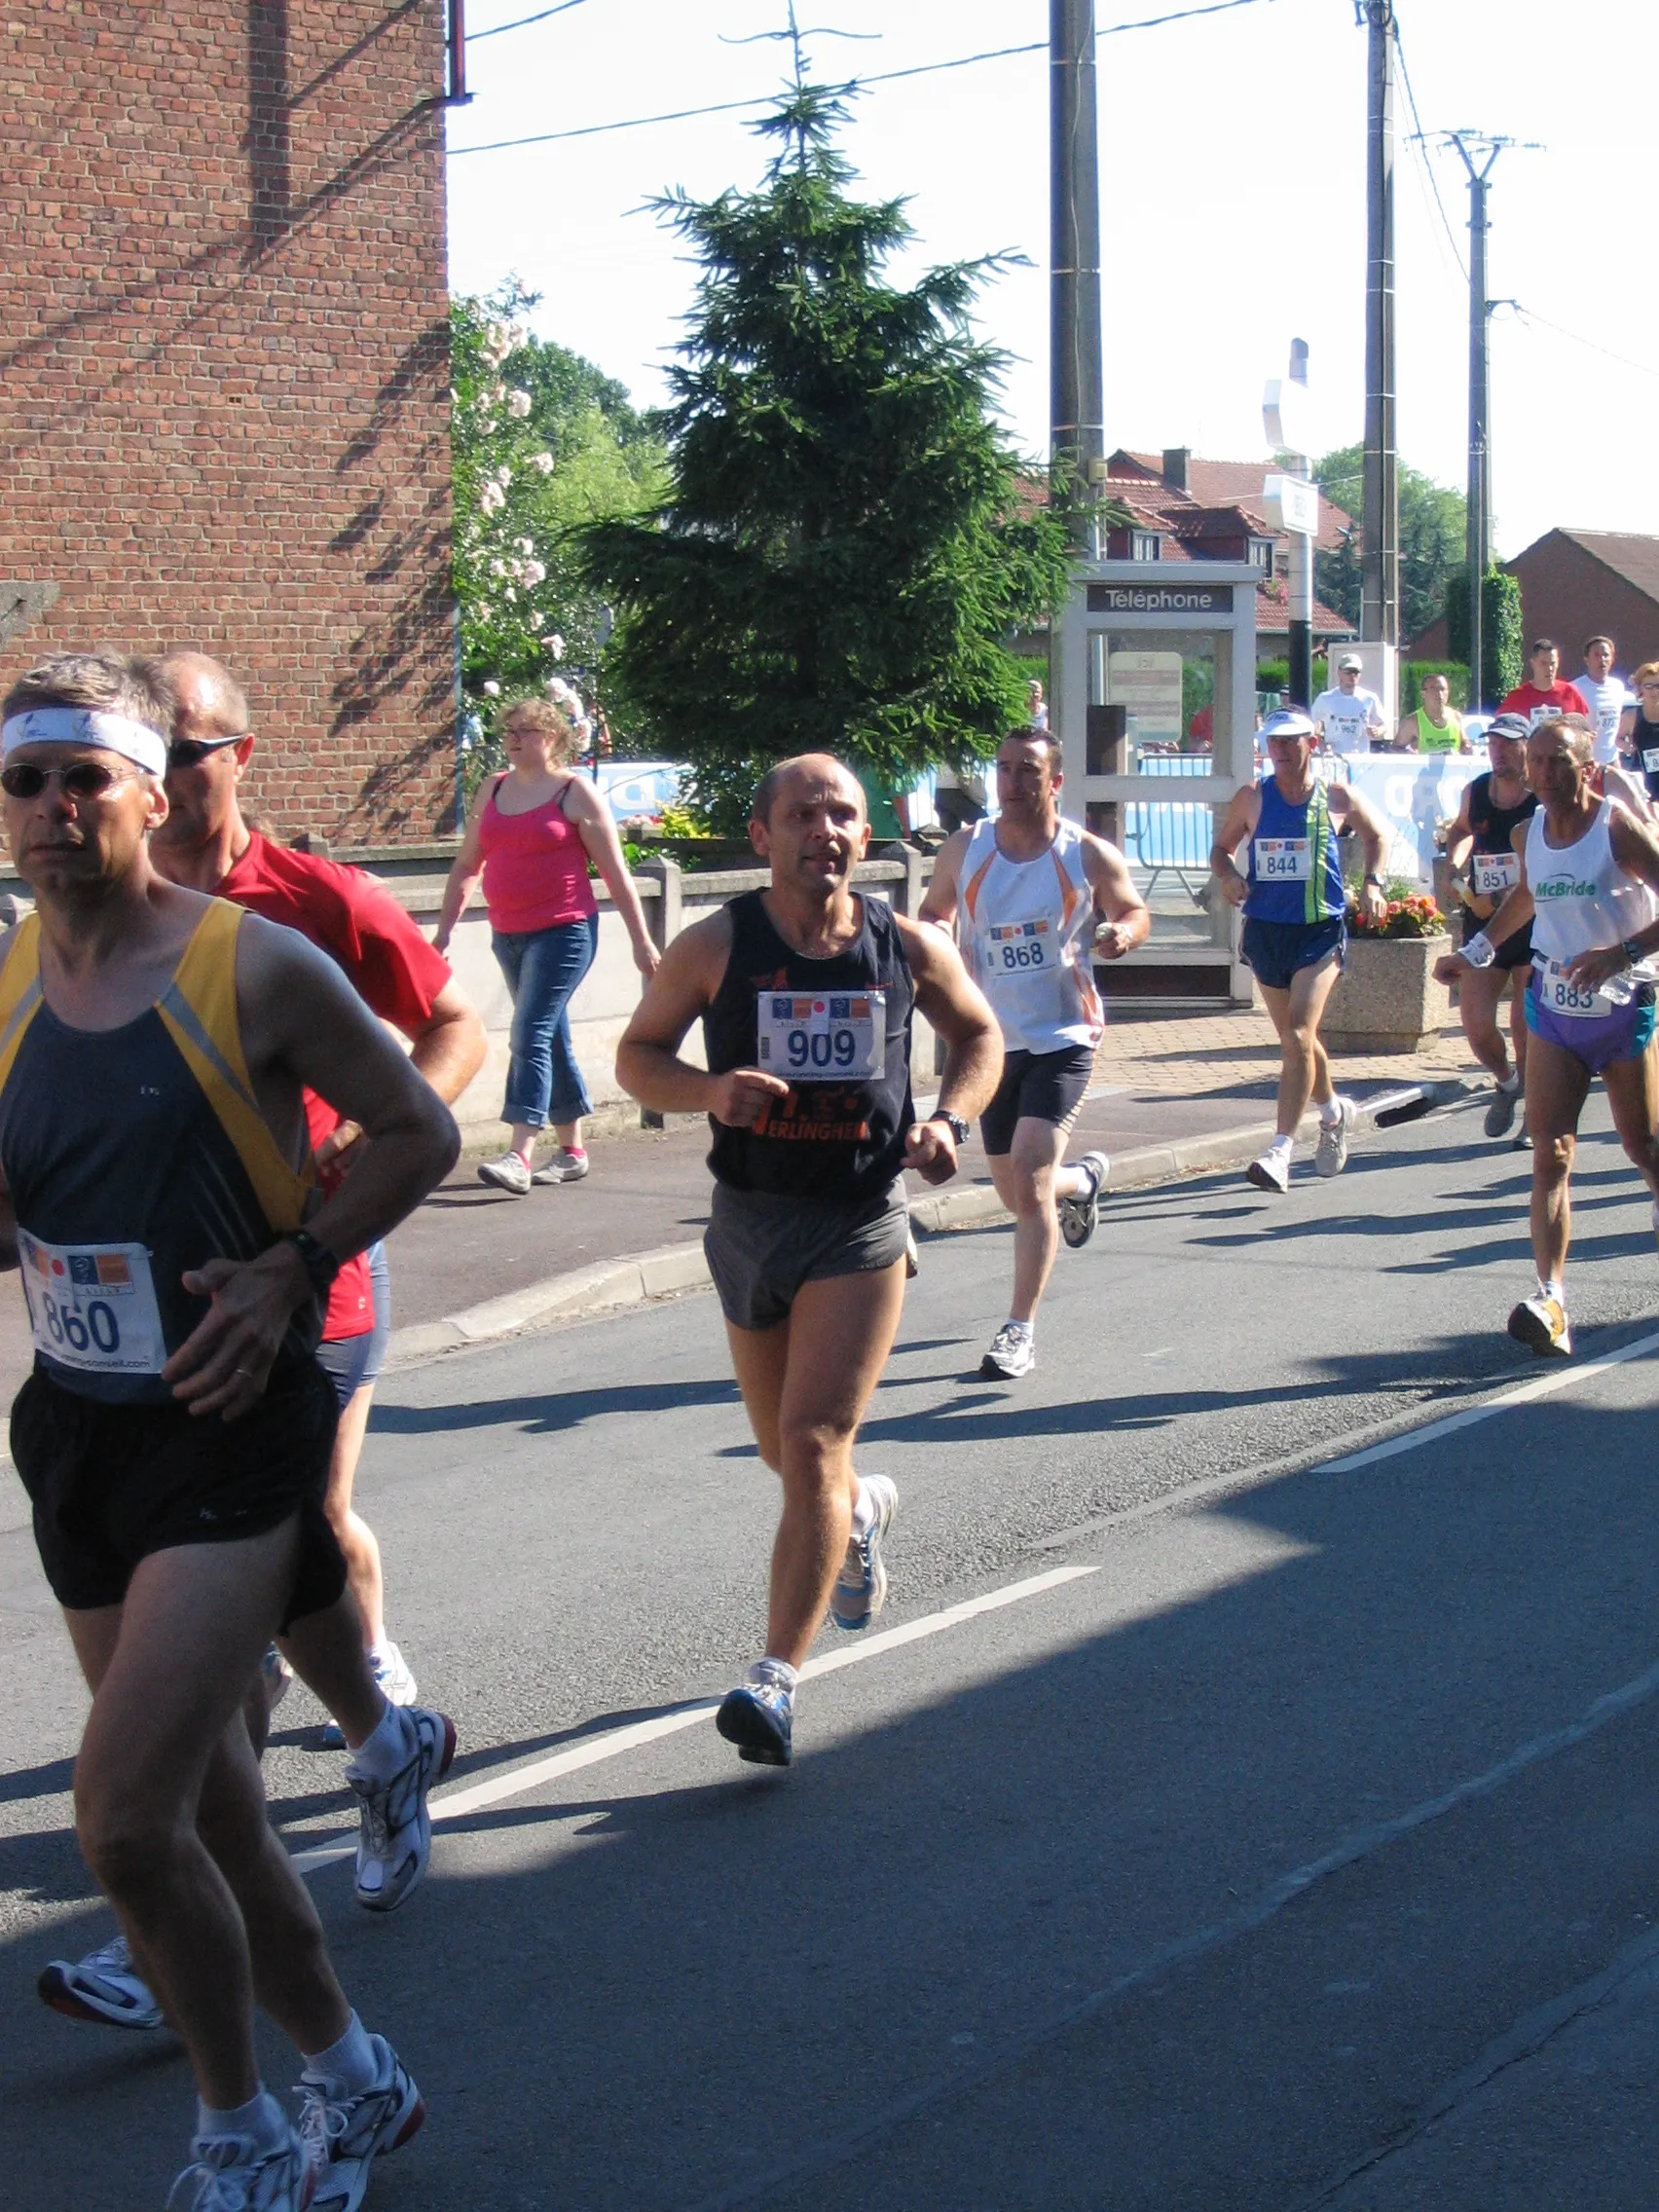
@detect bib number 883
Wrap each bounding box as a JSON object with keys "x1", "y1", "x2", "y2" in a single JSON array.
[{"x1": 42, "y1": 1294, "x2": 120, "y2": 1355}]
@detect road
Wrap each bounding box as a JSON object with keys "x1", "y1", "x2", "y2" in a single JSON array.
[{"x1": 6, "y1": 1091, "x2": 1659, "y2": 2207}]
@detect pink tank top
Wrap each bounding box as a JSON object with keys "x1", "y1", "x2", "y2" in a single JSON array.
[{"x1": 478, "y1": 775, "x2": 599, "y2": 935}]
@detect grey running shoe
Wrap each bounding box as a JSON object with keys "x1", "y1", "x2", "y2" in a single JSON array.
[
  {"x1": 298, "y1": 2036, "x2": 424, "y2": 2211},
  {"x1": 1246, "y1": 1148, "x2": 1291, "y2": 1194},
  {"x1": 531, "y1": 1149, "x2": 589, "y2": 1184},
  {"x1": 166, "y1": 2126, "x2": 311, "y2": 2210},
  {"x1": 347, "y1": 1706, "x2": 457, "y2": 1913},
  {"x1": 716, "y1": 1678, "x2": 793, "y2": 1766},
  {"x1": 1314, "y1": 1097, "x2": 1354, "y2": 1178},
  {"x1": 38, "y1": 1932, "x2": 164, "y2": 2032},
  {"x1": 1484, "y1": 1081, "x2": 1521, "y2": 1139},
  {"x1": 979, "y1": 1323, "x2": 1035, "y2": 1380},
  {"x1": 477, "y1": 1151, "x2": 532, "y2": 1195},
  {"x1": 1057, "y1": 1151, "x2": 1109, "y2": 1249},
  {"x1": 830, "y1": 1474, "x2": 898, "y2": 1631},
  {"x1": 262, "y1": 1645, "x2": 293, "y2": 1714},
  {"x1": 1507, "y1": 1293, "x2": 1571, "y2": 1358}
]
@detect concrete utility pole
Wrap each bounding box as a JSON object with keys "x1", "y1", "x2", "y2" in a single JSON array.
[
  {"x1": 1359, "y1": 2, "x2": 1398, "y2": 649},
  {"x1": 1447, "y1": 133, "x2": 1508, "y2": 711},
  {"x1": 1051, "y1": 0, "x2": 1104, "y2": 554}
]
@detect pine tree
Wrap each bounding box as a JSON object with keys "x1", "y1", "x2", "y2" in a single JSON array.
[{"x1": 574, "y1": 69, "x2": 1073, "y2": 832}]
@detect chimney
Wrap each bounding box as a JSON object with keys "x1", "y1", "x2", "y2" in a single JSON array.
[{"x1": 1161, "y1": 446, "x2": 1191, "y2": 493}]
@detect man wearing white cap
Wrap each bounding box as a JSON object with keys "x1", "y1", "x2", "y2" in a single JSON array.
[
  {"x1": 1211, "y1": 708, "x2": 1389, "y2": 1191},
  {"x1": 1309, "y1": 654, "x2": 1386, "y2": 757},
  {"x1": 0, "y1": 651, "x2": 457, "y2": 2206}
]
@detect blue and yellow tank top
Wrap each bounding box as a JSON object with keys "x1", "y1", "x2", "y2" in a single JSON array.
[
  {"x1": 0, "y1": 899, "x2": 318, "y2": 1402},
  {"x1": 1244, "y1": 775, "x2": 1346, "y2": 924}
]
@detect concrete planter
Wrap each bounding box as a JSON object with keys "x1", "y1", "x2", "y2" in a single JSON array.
[{"x1": 1321, "y1": 931, "x2": 1453, "y2": 1054}]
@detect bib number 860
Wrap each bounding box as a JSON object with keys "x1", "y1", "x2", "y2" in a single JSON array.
[
  {"x1": 785, "y1": 1027, "x2": 858, "y2": 1071},
  {"x1": 41, "y1": 1294, "x2": 120, "y2": 1354}
]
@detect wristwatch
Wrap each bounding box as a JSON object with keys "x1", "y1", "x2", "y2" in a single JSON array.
[
  {"x1": 1363, "y1": 870, "x2": 1385, "y2": 887},
  {"x1": 281, "y1": 1228, "x2": 342, "y2": 1294},
  {"x1": 1623, "y1": 938, "x2": 1646, "y2": 967},
  {"x1": 928, "y1": 1110, "x2": 971, "y2": 1146}
]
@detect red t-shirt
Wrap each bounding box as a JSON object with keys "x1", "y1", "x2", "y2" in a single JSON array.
[
  {"x1": 1500, "y1": 680, "x2": 1590, "y2": 727},
  {"x1": 219, "y1": 833, "x2": 454, "y2": 1340}
]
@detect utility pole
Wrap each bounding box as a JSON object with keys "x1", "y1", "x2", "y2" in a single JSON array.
[
  {"x1": 1446, "y1": 132, "x2": 1508, "y2": 711},
  {"x1": 1359, "y1": 2, "x2": 1398, "y2": 651},
  {"x1": 1051, "y1": 0, "x2": 1104, "y2": 554}
]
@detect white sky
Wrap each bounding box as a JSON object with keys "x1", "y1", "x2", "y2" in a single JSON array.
[{"x1": 446, "y1": 0, "x2": 1659, "y2": 561}]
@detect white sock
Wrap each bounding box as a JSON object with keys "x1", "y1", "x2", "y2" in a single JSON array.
[
  {"x1": 344, "y1": 1697, "x2": 406, "y2": 1782},
  {"x1": 1002, "y1": 1317, "x2": 1034, "y2": 1342},
  {"x1": 1268, "y1": 1134, "x2": 1294, "y2": 1162},
  {"x1": 1496, "y1": 1070, "x2": 1521, "y2": 1093},
  {"x1": 1317, "y1": 1096, "x2": 1344, "y2": 1127},
  {"x1": 1538, "y1": 1277, "x2": 1564, "y2": 1305},
  {"x1": 850, "y1": 1479, "x2": 876, "y2": 1538},
  {"x1": 749, "y1": 1656, "x2": 798, "y2": 1698},
  {"x1": 302, "y1": 2009, "x2": 381, "y2": 2098},
  {"x1": 198, "y1": 2086, "x2": 287, "y2": 2152}
]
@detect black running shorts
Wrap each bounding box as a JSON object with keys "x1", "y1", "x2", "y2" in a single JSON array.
[
  {"x1": 12, "y1": 1355, "x2": 345, "y2": 1624},
  {"x1": 704, "y1": 1180, "x2": 911, "y2": 1333},
  {"x1": 978, "y1": 1044, "x2": 1095, "y2": 1158}
]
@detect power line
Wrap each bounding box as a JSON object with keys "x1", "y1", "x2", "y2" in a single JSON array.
[
  {"x1": 470, "y1": 0, "x2": 588, "y2": 41},
  {"x1": 1510, "y1": 303, "x2": 1659, "y2": 385},
  {"x1": 1392, "y1": 15, "x2": 1465, "y2": 280},
  {"x1": 448, "y1": 0, "x2": 1276, "y2": 159}
]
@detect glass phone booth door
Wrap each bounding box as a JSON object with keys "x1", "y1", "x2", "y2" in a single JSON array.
[{"x1": 1053, "y1": 562, "x2": 1258, "y2": 1006}]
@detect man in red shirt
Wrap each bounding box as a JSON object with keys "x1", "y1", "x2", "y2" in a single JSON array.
[
  {"x1": 38, "y1": 651, "x2": 486, "y2": 2042},
  {"x1": 1501, "y1": 638, "x2": 1590, "y2": 729}
]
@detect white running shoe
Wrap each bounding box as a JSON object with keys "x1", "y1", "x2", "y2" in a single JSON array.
[
  {"x1": 1057, "y1": 1151, "x2": 1109, "y2": 1249},
  {"x1": 347, "y1": 1705, "x2": 457, "y2": 1913},
  {"x1": 262, "y1": 1645, "x2": 294, "y2": 1714},
  {"x1": 369, "y1": 1641, "x2": 418, "y2": 1707},
  {"x1": 979, "y1": 1323, "x2": 1035, "y2": 1380},
  {"x1": 166, "y1": 2126, "x2": 312, "y2": 2210},
  {"x1": 531, "y1": 1148, "x2": 589, "y2": 1184},
  {"x1": 1484, "y1": 1080, "x2": 1521, "y2": 1140},
  {"x1": 477, "y1": 1151, "x2": 532, "y2": 1195},
  {"x1": 38, "y1": 1932, "x2": 164, "y2": 2031},
  {"x1": 298, "y1": 2036, "x2": 424, "y2": 2211},
  {"x1": 1246, "y1": 1148, "x2": 1291, "y2": 1194},
  {"x1": 1314, "y1": 1097, "x2": 1354, "y2": 1178},
  {"x1": 1507, "y1": 1293, "x2": 1571, "y2": 1358},
  {"x1": 830, "y1": 1474, "x2": 897, "y2": 1631}
]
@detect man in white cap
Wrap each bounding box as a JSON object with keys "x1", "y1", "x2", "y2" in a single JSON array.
[
  {"x1": 1211, "y1": 708, "x2": 1389, "y2": 1191},
  {"x1": 1310, "y1": 653, "x2": 1386, "y2": 757}
]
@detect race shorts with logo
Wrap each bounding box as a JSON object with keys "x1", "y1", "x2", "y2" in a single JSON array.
[
  {"x1": 703, "y1": 1181, "x2": 910, "y2": 1332},
  {"x1": 1524, "y1": 971, "x2": 1657, "y2": 1073},
  {"x1": 979, "y1": 1044, "x2": 1094, "y2": 1157}
]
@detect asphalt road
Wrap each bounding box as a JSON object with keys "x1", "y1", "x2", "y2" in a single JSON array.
[{"x1": 7, "y1": 1092, "x2": 1659, "y2": 2208}]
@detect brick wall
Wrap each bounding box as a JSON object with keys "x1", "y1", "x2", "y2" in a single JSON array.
[
  {"x1": 0, "y1": 2, "x2": 455, "y2": 844},
  {"x1": 1509, "y1": 537, "x2": 1659, "y2": 680}
]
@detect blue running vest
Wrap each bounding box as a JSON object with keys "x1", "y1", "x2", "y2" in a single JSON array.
[{"x1": 1244, "y1": 775, "x2": 1346, "y2": 924}]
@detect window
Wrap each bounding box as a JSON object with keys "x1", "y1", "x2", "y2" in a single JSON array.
[
  {"x1": 1247, "y1": 536, "x2": 1273, "y2": 570},
  {"x1": 1130, "y1": 530, "x2": 1161, "y2": 562}
]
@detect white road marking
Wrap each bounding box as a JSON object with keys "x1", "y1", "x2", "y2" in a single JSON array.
[
  {"x1": 290, "y1": 1563, "x2": 1099, "y2": 1872},
  {"x1": 1321, "y1": 1326, "x2": 1659, "y2": 1471}
]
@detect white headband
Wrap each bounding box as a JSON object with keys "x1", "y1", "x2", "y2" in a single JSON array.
[{"x1": 1, "y1": 707, "x2": 167, "y2": 778}]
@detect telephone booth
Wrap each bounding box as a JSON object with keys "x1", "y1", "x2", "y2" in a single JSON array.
[{"x1": 1053, "y1": 560, "x2": 1260, "y2": 1006}]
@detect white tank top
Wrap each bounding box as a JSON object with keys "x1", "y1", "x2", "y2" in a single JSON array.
[
  {"x1": 1526, "y1": 800, "x2": 1658, "y2": 1000},
  {"x1": 957, "y1": 816, "x2": 1103, "y2": 1052}
]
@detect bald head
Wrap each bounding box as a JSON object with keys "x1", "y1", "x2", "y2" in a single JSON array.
[
  {"x1": 158, "y1": 649, "x2": 249, "y2": 742},
  {"x1": 751, "y1": 753, "x2": 866, "y2": 829}
]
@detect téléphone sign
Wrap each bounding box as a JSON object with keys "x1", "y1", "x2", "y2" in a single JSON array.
[{"x1": 1086, "y1": 583, "x2": 1235, "y2": 615}]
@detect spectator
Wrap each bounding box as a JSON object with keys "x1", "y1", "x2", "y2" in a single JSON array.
[
  {"x1": 1027, "y1": 678, "x2": 1049, "y2": 730},
  {"x1": 435, "y1": 694, "x2": 659, "y2": 1196},
  {"x1": 1500, "y1": 638, "x2": 1589, "y2": 729},
  {"x1": 1310, "y1": 653, "x2": 1385, "y2": 756},
  {"x1": 1617, "y1": 661, "x2": 1659, "y2": 804},
  {"x1": 1396, "y1": 671, "x2": 1468, "y2": 753},
  {"x1": 1574, "y1": 634, "x2": 1628, "y2": 762}
]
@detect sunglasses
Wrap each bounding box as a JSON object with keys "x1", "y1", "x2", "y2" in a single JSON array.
[
  {"x1": 0, "y1": 759, "x2": 131, "y2": 801},
  {"x1": 167, "y1": 734, "x2": 246, "y2": 769}
]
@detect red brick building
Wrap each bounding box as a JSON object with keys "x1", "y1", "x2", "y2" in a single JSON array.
[
  {"x1": 1408, "y1": 529, "x2": 1659, "y2": 675},
  {"x1": 0, "y1": 3, "x2": 455, "y2": 844}
]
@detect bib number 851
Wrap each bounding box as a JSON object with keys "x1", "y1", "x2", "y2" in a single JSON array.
[
  {"x1": 785, "y1": 1027, "x2": 857, "y2": 1071},
  {"x1": 41, "y1": 1294, "x2": 120, "y2": 1354}
]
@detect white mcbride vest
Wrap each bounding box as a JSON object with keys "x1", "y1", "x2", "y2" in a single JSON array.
[{"x1": 1526, "y1": 800, "x2": 1658, "y2": 1004}]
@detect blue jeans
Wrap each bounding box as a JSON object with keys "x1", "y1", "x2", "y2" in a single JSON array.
[{"x1": 492, "y1": 914, "x2": 599, "y2": 1129}]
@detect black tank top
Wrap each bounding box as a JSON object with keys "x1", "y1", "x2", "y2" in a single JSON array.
[
  {"x1": 1465, "y1": 772, "x2": 1535, "y2": 957},
  {"x1": 703, "y1": 890, "x2": 915, "y2": 1200},
  {"x1": 1625, "y1": 711, "x2": 1659, "y2": 800}
]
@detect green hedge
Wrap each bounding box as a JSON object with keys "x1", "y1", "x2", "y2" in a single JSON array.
[
  {"x1": 1445, "y1": 570, "x2": 1524, "y2": 706},
  {"x1": 1401, "y1": 661, "x2": 1471, "y2": 714}
]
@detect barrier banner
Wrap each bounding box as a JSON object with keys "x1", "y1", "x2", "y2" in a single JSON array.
[{"x1": 1325, "y1": 750, "x2": 1489, "y2": 890}]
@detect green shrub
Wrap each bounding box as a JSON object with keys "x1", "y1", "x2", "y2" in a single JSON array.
[{"x1": 1402, "y1": 661, "x2": 1470, "y2": 713}]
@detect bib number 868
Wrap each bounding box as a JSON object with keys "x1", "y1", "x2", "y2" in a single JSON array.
[
  {"x1": 42, "y1": 1294, "x2": 120, "y2": 1355},
  {"x1": 999, "y1": 940, "x2": 1049, "y2": 970},
  {"x1": 786, "y1": 1027, "x2": 857, "y2": 1071}
]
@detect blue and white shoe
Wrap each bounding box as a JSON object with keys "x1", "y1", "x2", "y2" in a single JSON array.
[
  {"x1": 298, "y1": 2036, "x2": 424, "y2": 2210},
  {"x1": 830, "y1": 1474, "x2": 897, "y2": 1631},
  {"x1": 166, "y1": 2124, "x2": 312, "y2": 2210},
  {"x1": 38, "y1": 1932, "x2": 164, "y2": 2032},
  {"x1": 716, "y1": 1678, "x2": 793, "y2": 1766},
  {"x1": 346, "y1": 1705, "x2": 457, "y2": 1912}
]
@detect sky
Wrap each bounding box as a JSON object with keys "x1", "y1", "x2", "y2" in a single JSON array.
[{"x1": 446, "y1": 0, "x2": 1659, "y2": 563}]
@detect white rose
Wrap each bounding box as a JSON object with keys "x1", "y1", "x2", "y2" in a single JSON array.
[
  {"x1": 522, "y1": 560, "x2": 547, "y2": 587},
  {"x1": 531, "y1": 451, "x2": 554, "y2": 475},
  {"x1": 543, "y1": 633, "x2": 565, "y2": 658},
  {"x1": 483, "y1": 680, "x2": 500, "y2": 697},
  {"x1": 507, "y1": 390, "x2": 532, "y2": 419}
]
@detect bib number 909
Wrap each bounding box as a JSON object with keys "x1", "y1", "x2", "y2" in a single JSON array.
[{"x1": 785, "y1": 1025, "x2": 858, "y2": 1071}]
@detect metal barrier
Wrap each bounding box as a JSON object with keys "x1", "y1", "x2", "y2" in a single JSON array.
[{"x1": 1122, "y1": 753, "x2": 1214, "y2": 905}]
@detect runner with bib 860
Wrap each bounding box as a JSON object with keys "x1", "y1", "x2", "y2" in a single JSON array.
[
  {"x1": 920, "y1": 725, "x2": 1148, "y2": 1380},
  {"x1": 1435, "y1": 716, "x2": 1659, "y2": 1357},
  {"x1": 1210, "y1": 708, "x2": 1390, "y2": 1192},
  {"x1": 1443, "y1": 712, "x2": 1535, "y2": 1143}
]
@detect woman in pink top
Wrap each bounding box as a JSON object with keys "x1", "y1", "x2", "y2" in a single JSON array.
[{"x1": 436, "y1": 695, "x2": 658, "y2": 1193}]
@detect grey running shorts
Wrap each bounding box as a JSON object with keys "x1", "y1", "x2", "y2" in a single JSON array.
[{"x1": 704, "y1": 1180, "x2": 911, "y2": 1332}]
